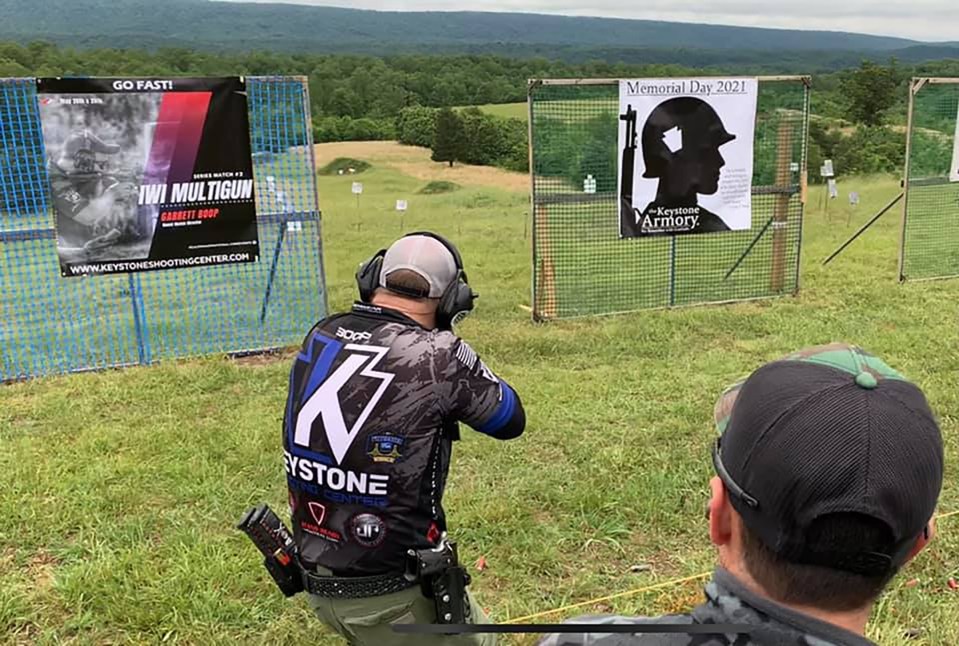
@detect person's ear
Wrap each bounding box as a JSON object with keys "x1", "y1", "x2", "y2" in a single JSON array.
[
  {"x1": 708, "y1": 476, "x2": 734, "y2": 547},
  {"x1": 904, "y1": 519, "x2": 936, "y2": 564}
]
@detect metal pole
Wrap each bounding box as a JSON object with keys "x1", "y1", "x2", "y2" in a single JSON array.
[
  {"x1": 526, "y1": 80, "x2": 537, "y2": 244},
  {"x1": 128, "y1": 273, "x2": 151, "y2": 365},
  {"x1": 898, "y1": 79, "x2": 921, "y2": 282},
  {"x1": 795, "y1": 80, "x2": 811, "y2": 295},
  {"x1": 724, "y1": 217, "x2": 773, "y2": 281},
  {"x1": 528, "y1": 80, "x2": 540, "y2": 318},
  {"x1": 259, "y1": 224, "x2": 287, "y2": 324},
  {"x1": 822, "y1": 193, "x2": 903, "y2": 266},
  {"x1": 668, "y1": 236, "x2": 677, "y2": 306}
]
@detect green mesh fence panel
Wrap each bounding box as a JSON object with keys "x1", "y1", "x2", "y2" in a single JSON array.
[
  {"x1": 901, "y1": 79, "x2": 959, "y2": 282},
  {"x1": 529, "y1": 78, "x2": 809, "y2": 320},
  {"x1": 0, "y1": 76, "x2": 327, "y2": 381}
]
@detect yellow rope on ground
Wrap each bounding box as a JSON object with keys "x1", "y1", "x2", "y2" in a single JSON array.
[
  {"x1": 502, "y1": 572, "x2": 711, "y2": 624},
  {"x1": 501, "y1": 508, "x2": 959, "y2": 625}
]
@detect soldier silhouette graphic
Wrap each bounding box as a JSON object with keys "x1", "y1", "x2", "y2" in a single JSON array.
[{"x1": 621, "y1": 97, "x2": 735, "y2": 236}]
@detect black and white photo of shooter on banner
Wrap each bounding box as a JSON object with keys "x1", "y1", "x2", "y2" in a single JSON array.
[
  {"x1": 618, "y1": 78, "x2": 758, "y2": 238},
  {"x1": 43, "y1": 102, "x2": 157, "y2": 263}
]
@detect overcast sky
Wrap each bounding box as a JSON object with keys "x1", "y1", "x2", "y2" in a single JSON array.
[{"x1": 218, "y1": 1, "x2": 958, "y2": 41}]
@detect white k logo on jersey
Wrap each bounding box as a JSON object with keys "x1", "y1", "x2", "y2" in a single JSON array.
[{"x1": 294, "y1": 344, "x2": 394, "y2": 464}]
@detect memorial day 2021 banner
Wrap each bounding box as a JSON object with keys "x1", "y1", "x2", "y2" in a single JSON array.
[
  {"x1": 37, "y1": 77, "x2": 259, "y2": 277},
  {"x1": 618, "y1": 77, "x2": 759, "y2": 238}
]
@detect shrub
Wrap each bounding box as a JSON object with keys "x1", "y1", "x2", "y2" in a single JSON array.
[
  {"x1": 318, "y1": 158, "x2": 371, "y2": 176},
  {"x1": 418, "y1": 181, "x2": 462, "y2": 194},
  {"x1": 397, "y1": 106, "x2": 438, "y2": 148}
]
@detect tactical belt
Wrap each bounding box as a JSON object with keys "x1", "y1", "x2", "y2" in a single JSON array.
[{"x1": 302, "y1": 570, "x2": 417, "y2": 599}]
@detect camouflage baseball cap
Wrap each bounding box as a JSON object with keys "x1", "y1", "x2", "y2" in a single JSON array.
[{"x1": 712, "y1": 343, "x2": 944, "y2": 576}]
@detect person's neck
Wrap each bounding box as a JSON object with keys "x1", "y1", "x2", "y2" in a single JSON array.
[
  {"x1": 655, "y1": 186, "x2": 698, "y2": 207},
  {"x1": 725, "y1": 562, "x2": 871, "y2": 636},
  {"x1": 370, "y1": 292, "x2": 437, "y2": 330}
]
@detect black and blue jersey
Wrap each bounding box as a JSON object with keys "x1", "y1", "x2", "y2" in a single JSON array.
[{"x1": 283, "y1": 302, "x2": 525, "y2": 576}]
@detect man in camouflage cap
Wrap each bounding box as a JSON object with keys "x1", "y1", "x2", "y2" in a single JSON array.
[{"x1": 539, "y1": 344, "x2": 944, "y2": 646}]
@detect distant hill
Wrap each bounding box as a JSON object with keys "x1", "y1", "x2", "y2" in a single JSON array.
[{"x1": 1, "y1": 0, "x2": 958, "y2": 70}]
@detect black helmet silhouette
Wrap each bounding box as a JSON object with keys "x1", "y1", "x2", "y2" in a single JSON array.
[{"x1": 642, "y1": 97, "x2": 735, "y2": 179}]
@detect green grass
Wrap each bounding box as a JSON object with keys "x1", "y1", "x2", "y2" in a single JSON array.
[
  {"x1": 1, "y1": 168, "x2": 959, "y2": 645},
  {"x1": 418, "y1": 180, "x2": 462, "y2": 195},
  {"x1": 470, "y1": 103, "x2": 528, "y2": 120},
  {"x1": 902, "y1": 181, "x2": 959, "y2": 280}
]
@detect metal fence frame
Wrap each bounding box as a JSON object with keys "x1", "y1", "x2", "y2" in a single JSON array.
[
  {"x1": 527, "y1": 76, "x2": 810, "y2": 321},
  {"x1": 899, "y1": 77, "x2": 959, "y2": 283},
  {"x1": 0, "y1": 75, "x2": 327, "y2": 381}
]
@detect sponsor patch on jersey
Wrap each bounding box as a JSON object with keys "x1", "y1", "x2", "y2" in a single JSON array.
[
  {"x1": 367, "y1": 434, "x2": 404, "y2": 464},
  {"x1": 427, "y1": 522, "x2": 441, "y2": 544},
  {"x1": 455, "y1": 342, "x2": 478, "y2": 370},
  {"x1": 350, "y1": 513, "x2": 387, "y2": 548},
  {"x1": 335, "y1": 327, "x2": 372, "y2": 343},
  {"x1": 301, "y1": 501, "x2": 343, "y2": 543}
]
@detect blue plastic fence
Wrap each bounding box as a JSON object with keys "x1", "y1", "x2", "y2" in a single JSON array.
[{"x1": 0, "y1": 76, "x2": 327, "y2": 381}]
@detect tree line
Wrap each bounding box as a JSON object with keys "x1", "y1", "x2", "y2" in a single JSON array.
[{"x1": 2, "y1": 41, "x2": 959, "y2": 179}]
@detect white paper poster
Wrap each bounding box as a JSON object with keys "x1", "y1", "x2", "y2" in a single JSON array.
[{"x1": 618, "y1": 77, "x2": 758, "y2": 237}]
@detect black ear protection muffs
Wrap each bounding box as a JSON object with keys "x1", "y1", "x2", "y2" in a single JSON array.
[{"x1": 355, "y1": 231, "x2": 477, "y2": 330}]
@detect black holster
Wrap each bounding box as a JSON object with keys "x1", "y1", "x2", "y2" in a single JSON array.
[
  {"x1": 405, "y1": 538, "x2": 472, "y2": 627},
  {"x1": 237, "y1": 504, "x2": 304, "y2": 598}
]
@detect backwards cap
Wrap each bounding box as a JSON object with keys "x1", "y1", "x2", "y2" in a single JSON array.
[
  {"x1": 379, "y1": 234, "x2": 458, "y2": 299},
  {"x1": 713, "y1": 343, "x2": 943, "y2": 576}
]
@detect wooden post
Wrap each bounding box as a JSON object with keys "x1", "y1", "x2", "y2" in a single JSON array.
[
  {"x1": 534, "y1": 204, "x2": 557, "y2": 319},
  {"x1": 770, "y1": 121, "x2": 793, "y2": 292},
  {"x1": 898, "y1": 78, "x2": 923, "y2": 282}
]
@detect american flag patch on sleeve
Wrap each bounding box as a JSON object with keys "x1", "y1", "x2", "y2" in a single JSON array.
[{"x1": 455, "y1": 342, "x2": 478, "y2": 370}]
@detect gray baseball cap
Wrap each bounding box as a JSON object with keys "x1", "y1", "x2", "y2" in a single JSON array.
[{"x1": 379, "y1": 235, "x2": 458, "y2": 298}]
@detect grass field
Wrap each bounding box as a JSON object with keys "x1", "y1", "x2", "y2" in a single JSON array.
[
  {"x1": 1, "y1": 144, "x2": 958, "y2": 645},
  {"x1": 471, "y1": 103, "x2": 528, "y2": 121}
]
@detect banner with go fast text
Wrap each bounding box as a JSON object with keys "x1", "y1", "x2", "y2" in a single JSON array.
[{"x1": 37, "y1": 77, "x2": 259, "y2": 277}]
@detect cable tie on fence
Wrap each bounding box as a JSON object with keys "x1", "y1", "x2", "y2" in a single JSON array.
[{"x1": 502, "y1": 509, "x2": 959, "y2": 625}]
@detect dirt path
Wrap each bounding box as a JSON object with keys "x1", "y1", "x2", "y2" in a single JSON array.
[{"x1": 314, "y1": 141, "x2": 529, "y2": 193}]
